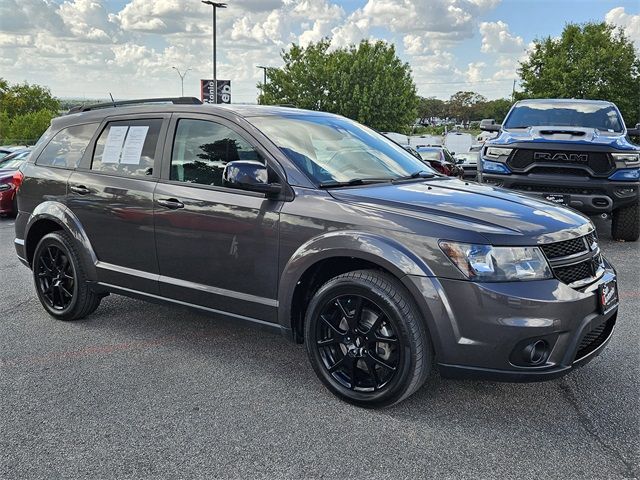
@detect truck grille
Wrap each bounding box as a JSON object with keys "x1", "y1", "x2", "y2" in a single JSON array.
[
  {"x1": 508, "y1": 149, "x2": 614, "y2": 176},
  {"x1": 539, "y1": 233, "x2": 601, "y2": 287},
  {"x1": 511, "y1": 184, "x2": 606, "y2": 196}
]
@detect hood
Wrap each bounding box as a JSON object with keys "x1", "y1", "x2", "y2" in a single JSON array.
[
  {"x1": 329, "y1": 178, "x2": 592, "y2": 245},
  {"x1": 489, "y1": 126, "x2": 638, "y2": 151}
]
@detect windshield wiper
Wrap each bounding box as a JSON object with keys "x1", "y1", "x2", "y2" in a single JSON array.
[
  {"x1": 318, "y1": 178, "x2": 391, "y2": 189},
  {"x1": 392, "y1": 171, "x2": 436, "y2": 182}
]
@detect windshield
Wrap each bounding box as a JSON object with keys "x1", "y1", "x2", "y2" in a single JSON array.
[
  {"x1": 249, "y1": 114, "x2": 435, "y2": 184},
  {"x1": 503, "y1": 102, "x2": 623, "y2": 132},
  {"x1": 418, "y1": 150, "x2": 442, "y2": 161}
]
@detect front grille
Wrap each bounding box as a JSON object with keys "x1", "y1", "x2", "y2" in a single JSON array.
[
  {"x1": 575, "y1": 317, "x2": 616, "y2": 361},
  {"x1": 508, "y1": 149, "x2": 614, "y2": 176},
  {"x1": 554, "y1": 260, "x2": 594, "y2": 284},
  {"x1": 511, "y1": 184, "x2": 606, "y2": 195},
  {"x1": 528, "y1": 166, "x2": 590, "y2": 176},
  {"x1": 540, "y1": 236, "x2": 588, "y2": 259},
  {"x1": 539, "y1": 232, "x2": 601, "y2": 287}
]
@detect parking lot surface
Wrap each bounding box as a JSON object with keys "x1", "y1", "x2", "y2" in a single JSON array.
[{"x1": 0, "y1": 216, "x2": 638, "y2": 479}]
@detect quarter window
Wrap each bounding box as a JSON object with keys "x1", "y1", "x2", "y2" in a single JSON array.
[
  {"x1": 171, "y1": 119, "x2": 264, "y2": 187},
  {"x1": 92, "y1": 119, "x2": 162, "y2": 176},
  {"x1": 36, "y1": 123, "x2": 99, "y2": 169}
]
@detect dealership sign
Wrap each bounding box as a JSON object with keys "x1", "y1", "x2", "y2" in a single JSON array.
[{"x1": 200, "y1": 79, "x2": 231, "y2": 104}]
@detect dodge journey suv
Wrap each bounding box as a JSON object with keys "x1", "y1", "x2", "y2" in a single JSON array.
[{"x1": 14, "y1": 98, "x2": 619, "y2": 407}]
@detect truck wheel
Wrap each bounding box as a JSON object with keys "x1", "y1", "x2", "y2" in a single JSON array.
[
  {"x1": 611, "y1": 203, "x2": 639, "y2": 241},
  {"x1": 33, "y1": 231, "x2": 102, "y2": 321},
  {"x1": 304, "y1": 269, "x2": 431, "y2": 408}
]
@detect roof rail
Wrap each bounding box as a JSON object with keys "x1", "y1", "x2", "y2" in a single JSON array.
[{"x1": 67, "y1": 97, "x2": 203, "y2": 114}]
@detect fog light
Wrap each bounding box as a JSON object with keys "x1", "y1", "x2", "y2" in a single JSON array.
[{"x1": 523, "y1": 340, "x2": 549, "y2": 365}]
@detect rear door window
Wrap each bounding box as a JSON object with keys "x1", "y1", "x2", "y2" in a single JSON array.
[
  {"x1": 92, "y1": 119, "x2": 162, "y2": 177},
  {"x1": 36, "y1": 123, "x2": 99, "y2": 169}
]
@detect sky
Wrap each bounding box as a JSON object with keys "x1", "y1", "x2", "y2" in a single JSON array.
[{"x1": 0, "y1": 0, "x2": 639, "y2": 103}]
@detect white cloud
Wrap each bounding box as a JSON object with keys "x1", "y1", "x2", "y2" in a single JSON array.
[
  {"x1": 479, "y1": 20, "x2": 524, "y2": 54},
  {"x1": 605, "y1": 7, "x2": 640, "y2": 49}
]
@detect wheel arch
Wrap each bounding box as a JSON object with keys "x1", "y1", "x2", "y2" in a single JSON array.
[
  {"x1": 25, "y1": 201, "x2": 98, "y2": 280},
  {"x1": 278, "y1": 231, "x2": 435, "y2": 342}
]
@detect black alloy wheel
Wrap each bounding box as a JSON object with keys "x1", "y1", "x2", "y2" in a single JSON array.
[
  {"x1": 32, "y1": 231, "x2": 102, "y2": 321},
  {"x1": 305, "y1": 270, "x2": 431, "y2": 408},
  {"x1": 36, "y1": 244, "x2": 76, "y2": 311},
  {"x1": 315, "y1": 294, "x2": 400, "y2": 392}
]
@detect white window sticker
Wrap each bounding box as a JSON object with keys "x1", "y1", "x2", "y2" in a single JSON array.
[
  {"x1": 102, "y1": 126, "x2": 128, "y2": 164},
  {"x1": 120, "y1": 126, "x2": 149, "y2": 165}
]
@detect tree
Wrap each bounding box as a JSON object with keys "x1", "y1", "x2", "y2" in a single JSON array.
[
  {"x1": 478, "y1": 98, "x2": 513, "y2": 122},
  {"x1": 259, "y1": 40, "x2": 418, "y2": 132},
  {"x1": 0, "y1": 78, "x2": 59, "y2": 145},
  {"x1": 447, "y1": 91, "x2": 487, "y2": 123},
  {"x1": 518, "y1": 22, "x2": 640, "y2": 126},
  {"x1": 417, "y1": 97, "x2": 446, "y2": 124}
]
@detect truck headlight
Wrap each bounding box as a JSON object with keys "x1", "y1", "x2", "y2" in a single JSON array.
[
  {"x1": 482, "y1": 159, "x2": 511, "y2": 174},
  {"x1": 611, "y1": 153, "x2": 639, "y2": 165},
  {"x1": 484, "y1": 147, "x2": 512, "y2": 159},
  {"x1": 439, "y1": 241, "x2": 552, "y2": 281}
]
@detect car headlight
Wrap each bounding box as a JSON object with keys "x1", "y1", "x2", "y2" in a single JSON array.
[
  {"x1": 611, "y1": 152, "x2": 639, "y2": 165},
  {"x1": 484, "y1": 147, "x2": 512, "y2": 159},
  {"x1": 482, "y1": 159, "x2": 511, "y2": 174},
  {"x1": 439, "y1": 241, "x2": 552, "y2": 281}
]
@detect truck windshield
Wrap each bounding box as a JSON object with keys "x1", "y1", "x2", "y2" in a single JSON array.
[
  {"x1": 249, "y1": 114, "x2": 436, "y2": 185},
  {"x1": 503, "y1": 102, "x2": 624, "y2": 133}
]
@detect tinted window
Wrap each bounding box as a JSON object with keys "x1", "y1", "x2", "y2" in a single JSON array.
[
  {"x1": 36, "y1": 123, "x2": 98, "y2": 169},
  {"x1": 92, "y1": 119, "x2": 162, "y2": 177},
  {"x1": 171, "y1": 119, "x2": 263, "y2": 187},
  {"x1": 503, "y1": 102, "x2": 623, "y2": 132},
  {"x1": 418, "y1": 149, "x2": 442, "y2": 161},
  {"x1": 0, "y1": 150, "x2": 31, "y2": 169}
]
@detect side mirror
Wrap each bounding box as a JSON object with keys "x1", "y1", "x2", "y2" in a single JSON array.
[
  {"x1": 223, "y1": 160, "x2": 282, "y2": 196},
  {"x1": 627, "y1": 123, "x2": 640, "y2": 136},
  {"x1": 480, "y1": 119, "x2": 501, "y2": 132}
]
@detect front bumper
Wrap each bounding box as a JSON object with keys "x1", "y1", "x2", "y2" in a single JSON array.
[
  {"x1": 403, "y1": 261, "x2": 618, "y2": 382},
  {"x1": 483, "y1": 172, "x2": 639, "y2": 214}
]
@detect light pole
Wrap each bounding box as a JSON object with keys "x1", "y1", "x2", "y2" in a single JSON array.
[
  {"x1": 172, "y1": 67, "x2": 192, "y2": 97},
  {"x1": 202, "y1": 1, "x2": 227, "y2": 104},
  {"x1": 256, "y1": 65, "x2": 270, "y2": 103}
]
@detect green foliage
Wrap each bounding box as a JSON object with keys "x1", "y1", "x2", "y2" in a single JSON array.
[
  {"x1": 478, "y1": 98, "x2": 513, "y2": 122},
  {"x1": 518, "y1": 22, "x2": 640, "y2": 125},
  {"x1": 418, "y1": 97, "x2": 446, "y2": 124},
  {"x1": 260, "y1": 40, "x2": 418, "y2": 132},
  {"x1": 0, "y1": 78, "x2": 59, "y2": 144},
  {"x1": 447, "y1": 91, "x2": 487, "y2": 123}
]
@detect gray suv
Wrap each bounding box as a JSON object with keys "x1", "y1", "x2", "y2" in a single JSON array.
[{"x1": 14, "y1": 98, "x2": 619, "y2": 407}]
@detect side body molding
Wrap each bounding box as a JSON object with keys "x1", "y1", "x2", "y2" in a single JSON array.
[
  {"x1": 25, "y1": 201, "x2": 99, "y2": 280},
  {"x1": 277, "y1": 230, "x2": 434, "y2": 331}
]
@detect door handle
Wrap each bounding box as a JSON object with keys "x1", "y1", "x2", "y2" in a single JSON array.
[
  {"x1": 157, "y1": 198, "x2": 184, "y2": 209},
  {"x1": 70, "y1": 185, "x2": 90, "y2": 195}
]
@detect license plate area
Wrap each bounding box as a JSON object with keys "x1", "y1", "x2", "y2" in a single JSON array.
[
  {"x1": 598, "y1": 279, "x2": 618, "y2": 314},
  {"x1": 543, "y1": 193, "x2": 567, "y2": 205}
]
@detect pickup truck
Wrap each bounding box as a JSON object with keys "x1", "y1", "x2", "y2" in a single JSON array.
[{"x1": 480, "y1": 99, "x2": 640, "y2": 241}]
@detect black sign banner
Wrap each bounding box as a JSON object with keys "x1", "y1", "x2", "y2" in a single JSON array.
[{"x1": 200, "y1": 79, "x2": 231, "y2": 104}]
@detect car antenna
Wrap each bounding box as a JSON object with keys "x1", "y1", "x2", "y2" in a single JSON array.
[{"x1": 109, "y1": 92, "x2": 116, "y2": 108}]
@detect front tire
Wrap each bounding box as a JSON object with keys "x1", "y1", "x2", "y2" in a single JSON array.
[
  {"x1": 304, "y1": 270, "x2": 431, "y2": 408},
  {"x1": 33, "y1": 231, "x2": 101, "y2": 321},
  {"x1": 611, "y1": 203, "x2": 639, "y2": 241}
]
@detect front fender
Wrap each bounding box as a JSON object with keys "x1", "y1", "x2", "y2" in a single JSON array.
[
  {"x1": 25, "y1": 201, "x2": 98, "y2": 280},
  {"x1": 277, "y1": 230, "x2": 434, "y2": 331}
]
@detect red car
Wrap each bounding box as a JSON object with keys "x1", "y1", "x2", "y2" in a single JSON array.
[
  {"x1": 0, "y1": 149, "x2": 30, "y2": 216},
  {"x1": 415, "y1": 145, "x2": 464, "y2": 177}
]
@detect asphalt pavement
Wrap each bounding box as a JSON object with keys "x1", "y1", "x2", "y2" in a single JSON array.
[{"x1": 0, "y1": 215, "x2": 638, "y2": 479}]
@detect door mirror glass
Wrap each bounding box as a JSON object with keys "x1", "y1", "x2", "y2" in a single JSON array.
[{"x1": 223, "y1": 160, "x2": 281, "y2": 195}]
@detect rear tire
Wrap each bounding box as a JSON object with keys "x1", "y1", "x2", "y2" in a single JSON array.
[
  {"x1": 611, "y1": 203, "x2": 639, "y2": 241},
  {"x1": 304, "y1": 269, "x2": 431, "y2": 408},
  {"x1": 32, "y1": 231, "x2": 101, "y2": 321}
]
